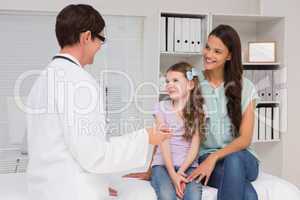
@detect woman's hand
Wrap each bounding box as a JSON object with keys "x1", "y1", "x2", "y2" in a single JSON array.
[
  {"x1": 170, "y1": 172, "x2": 188, "y2": 199},
  {"x1": 187, "y1": 154, "x2": 218, "y2": 185},
  {"x1": 123, "y1": 170, "x2": 151, "y2": 181}
]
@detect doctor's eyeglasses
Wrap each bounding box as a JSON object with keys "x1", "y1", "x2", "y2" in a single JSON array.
[{"x1": 94, "y1": 34, "x2": 106, "y2": 45}]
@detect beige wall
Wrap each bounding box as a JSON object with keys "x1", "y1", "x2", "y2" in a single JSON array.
[{"x1": 261, "y1": 0, "x2": 300, "y2": 188}]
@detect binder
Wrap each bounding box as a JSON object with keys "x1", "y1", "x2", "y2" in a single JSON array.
[
  {"x1": 174, "y1": 17, "x2": 183, "y2": 52},
  {"x1": 182, "y1": 18, "x2": 190, "y2": 52},
  {"x1": 273, "y1": 106, "x2": 280, "y2": 140},
  {"x1": 160, "y1": 16, "x2": 166, "y2": 52},
  {"x1": 265, "y1": 107, "x2": 272, "y2": 140},
  {"x1": 265, "y1": 71, "x2": 273, "y2": 101},
  {"x1": 272, "y1": 69, "x2": 281, "y2": 101},
  {"x1": 189, "y1": 18, "x2": 196, "y2": 52},
  {"x1": 253, "y1": 107, "x2": 259, "y2": 143},
  {"x1": 258, "y1": 107, "x2": 266, "y2": 141},
  {"x1": 194, "y1": 18, "x2": 202, "y2": 52},
  {"x1": 253, "y1": 70, "x2": 266, "y2": 100},
  {"x1": 167, "y1": 17, "x2": 174, "y2": 52}
]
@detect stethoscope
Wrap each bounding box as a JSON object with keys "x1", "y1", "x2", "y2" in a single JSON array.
[{"x1": 52, "y1": 55, "x2": 79, "y2": 66}]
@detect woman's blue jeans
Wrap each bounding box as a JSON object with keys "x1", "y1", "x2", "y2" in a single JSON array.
[
  {"x1": 198, "y1": 150, "x2": 259, "y2": 200},
  {"x1": 150, "y1": 165, "x2": 202, "y2": 200}
]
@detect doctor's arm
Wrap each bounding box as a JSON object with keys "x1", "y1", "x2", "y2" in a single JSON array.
[{"x1": 63, "y1": 85, "x2": 170, "y2": 174}]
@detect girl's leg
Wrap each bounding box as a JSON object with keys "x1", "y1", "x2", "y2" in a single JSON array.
[
  {"x1": 198, "y1": 150, "x2": 259, "y2": 200},
  {"x1": 183, "y1": 167, "x2": 203, "y2": 200},
  {"x1": 150, "y1": 165, "x2": 177, "y2": 200}
]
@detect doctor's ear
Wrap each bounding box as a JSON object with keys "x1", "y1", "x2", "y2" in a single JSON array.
[{"x1": 79, "y1": 31, "x2": 92, "y2": 44}]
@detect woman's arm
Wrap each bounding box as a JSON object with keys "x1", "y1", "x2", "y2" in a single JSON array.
[
  {"x1": 188, "y1": 100, "x2": 256, "y2": 184},
  {"x1": 211, "y1": 100, "x2": 256, "y2": 161},
  {"x1": 178, "y1": 132, "x2": 200, "y2": 173}
]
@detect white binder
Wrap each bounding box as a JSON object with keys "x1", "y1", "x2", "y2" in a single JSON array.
[
  {"x1": 194, "y1": 18, "x2": 202, "y2": 52},
  {"x1": 253, "y1": 107, "x2": 259, "y2": 143},
  {"x1": 265, "y1": 71, "x2": 273, "y2": 101},
  {"x1": 273, "y1": 106, "x2": 280, "y2": 140},
  {"x1": 182, "y1": 18, "x2": 190, "y2": 52},
  {"x1": 265, "y1": 107, "x2": 272, "y2": 140},
  {"x1": 167, "y1": 17, "x2": 174, "y2": 52},
  {"x1": 174, "y1": 17, "x2": 183, "y2": 52},
  {"x1": 160, "y1": 16, "x2": 166, "y2": 52},
  {"x1": 258, "y1": 107, "x2": 266, "y2": 141}
]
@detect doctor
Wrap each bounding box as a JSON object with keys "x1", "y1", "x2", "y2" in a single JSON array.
[{"x1": 26, "y1": 4, "x2": 170, "y2": 200}]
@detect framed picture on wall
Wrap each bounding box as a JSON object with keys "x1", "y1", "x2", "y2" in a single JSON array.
[{"x1": 248, "y1": 42, "x2": 276, "y2": 63}]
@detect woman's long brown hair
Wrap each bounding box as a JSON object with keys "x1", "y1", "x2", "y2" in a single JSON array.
[
  {"x1": 166, "y1": 62, "x2": 205, "y2": 141},
  {"x1": 209, "y1": 24, "x2": 243, "y2": 137}
]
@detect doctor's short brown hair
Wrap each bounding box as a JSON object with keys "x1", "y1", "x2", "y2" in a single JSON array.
[{"x1": 55, "y1": 4, "x2": 105, "y2": 48}]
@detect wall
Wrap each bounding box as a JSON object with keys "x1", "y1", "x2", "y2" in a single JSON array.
[
  {"x1": 1, "y1": 0, "x2": 259, "y2": 16},
  {"x1": 261, "y1": 0, "x2": 300, "y2": 188}
]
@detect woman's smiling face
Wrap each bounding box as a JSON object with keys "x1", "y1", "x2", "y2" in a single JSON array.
[{"x1": 203, "y1": 35, "x2": 231, "y2": 71}]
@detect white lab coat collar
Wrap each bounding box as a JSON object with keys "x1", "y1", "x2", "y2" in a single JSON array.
[{"x1": 55, "y1": 53, "x2": 82, "y2": 67}]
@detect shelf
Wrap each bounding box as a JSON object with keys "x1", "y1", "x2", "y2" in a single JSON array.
[
  {"x1": 243, "y1": 62, "x2": 280, "y2": 70},
  {"x1": 212, "y1": 14, "x2": 284, "y2": 23},
  {"x1": 256, "y1": 102, "x2": 280, "y2": 108},
  {"x1": 159, "y1": 91, "x2": 168, "y2": 95},
  {"x1": 160, "y1": 51, "x2": 202, "y2": 56},
  {"x1": 253, "y1": 139, "x2": 280, "y2": 143}
]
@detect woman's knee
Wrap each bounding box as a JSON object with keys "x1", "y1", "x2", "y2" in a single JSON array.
[{"x1": 224, "y1": 151, "x2": 244, "y2": 168}]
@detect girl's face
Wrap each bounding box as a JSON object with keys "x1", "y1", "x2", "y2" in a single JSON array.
[
  {"x1": 203, "y1": 35, "x2": 231, "y2": 71},
  {"x1": 165, "y1": 71, "x2": 194, "y2": 101}
]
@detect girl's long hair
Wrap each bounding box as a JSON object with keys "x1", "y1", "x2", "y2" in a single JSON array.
[
  {"x1": 166, "y1": 62, "x2": 205, "y2": 141},
  {"x1": 209, "y1": 24, "x2": 243, "y2": 137}
]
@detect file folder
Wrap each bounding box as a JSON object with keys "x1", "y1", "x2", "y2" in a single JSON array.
[
  {"x1": 194, "y1": 18, "x2": 202, "y2": 52},
  {"x1": 273, "y1": 106, "x2": 280, "y2": 140},
  {"x1": 167, "y1": 17, "x2": 174, "y2": 52},
  {"x1": 182, "y1": 18, "x2": 190, "y2": 52},
  {"x1": 258, "y1": 107, "x2": 266, "y2": 141},
  {"x1": 265, "y1": 107, "x2": 272, "y2": 140},
  {"x1": 265, "y1": 71, "x2": 273, "y2": 101},
  {"x1": 253, "y1": 107, "x2": 259, "y2": 142},
  {"x1": 174, "y1": 17, "x2": 183, "y2": 52},
  {"x1": 160, "y1": 16, "x2": 166, "y2": 52},
  {"x1": 189, "y1": 18, "x2": 196, "y2": 52}
]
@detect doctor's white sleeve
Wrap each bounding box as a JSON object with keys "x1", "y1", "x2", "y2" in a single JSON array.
[{"x1": 60, "y1": 79, "x2": 152, "y2": 174}]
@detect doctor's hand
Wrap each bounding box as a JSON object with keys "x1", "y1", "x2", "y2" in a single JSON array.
[
  {"x1": 147, "y1": 127, "x2": 172, "y2": 145},
  {"x1": 123, "y1": 170, "x2": 151, "y2": 181},
  {"x1": 108, "y1": 187, "x2": 118, "y2": 197},
  {"x1": 187, "y1": 153, "x2": 218, "y2": 185}
]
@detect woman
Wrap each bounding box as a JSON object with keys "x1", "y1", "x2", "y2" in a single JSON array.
[{"x1": 187, "y1": 24, "x2": 260, "y2": 200}]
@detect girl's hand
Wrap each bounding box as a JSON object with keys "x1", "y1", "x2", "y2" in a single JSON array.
[
  {"x1": 187, "y1": 154, "x2": 218, "y2": 185},
  {"x1": 123, "y1": 170, "x2": 151, "y2": 181},
  {"x1": 170, "y1": 172, "x2": 188, "y2": 199}
]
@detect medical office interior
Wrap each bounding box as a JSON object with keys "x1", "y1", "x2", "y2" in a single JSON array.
[{"x1": 0, "y1": 0, "x2": 300, "y2": 199}]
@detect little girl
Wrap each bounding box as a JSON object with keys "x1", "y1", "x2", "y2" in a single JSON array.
[{"x1": 150, "y1": 62, "x2": 205, "y2": 200}]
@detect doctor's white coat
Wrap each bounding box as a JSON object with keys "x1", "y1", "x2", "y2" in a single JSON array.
[{"x1": 26, "y1": 54, "x2": 151, "y2": 200}]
